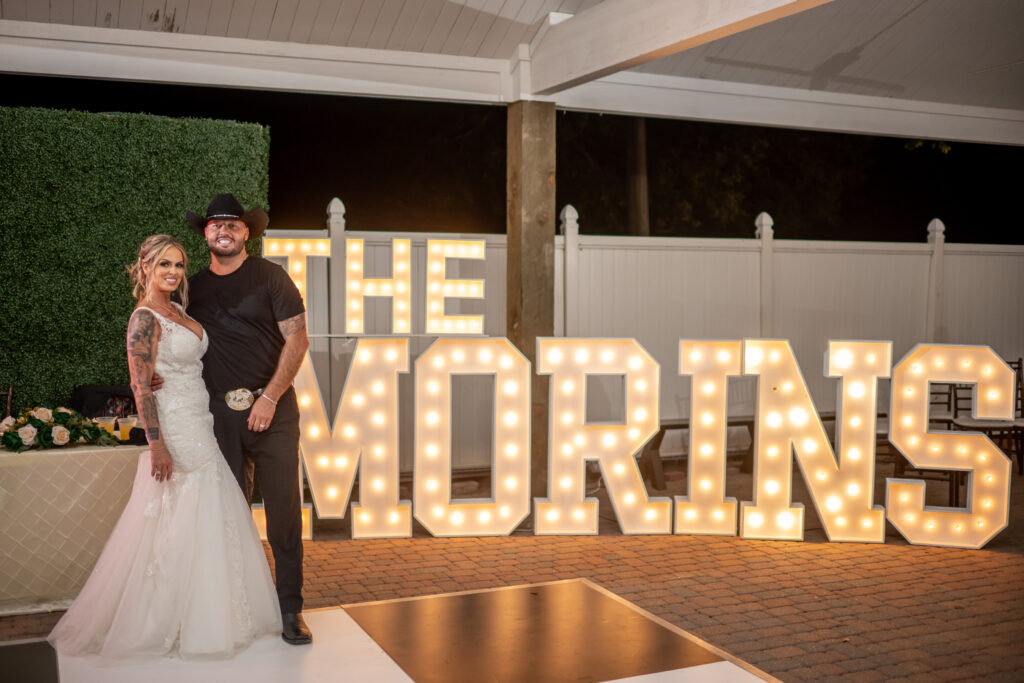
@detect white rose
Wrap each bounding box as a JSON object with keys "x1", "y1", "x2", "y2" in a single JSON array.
[
  {"x1": 30, "y1": 407, "x2": 53, "y2": 422},
  {"x1": 18, "y1": 424, "x2": 37, "y2": 446},
  {"x1": 52, "y1": 425, "x2": 70, "y2": 446},
  {"x1": 56, "y1": 407, "x2": 74, "y2": 415},
  {"x1": 0, "y1": 416, "x2": 15, "y2": 433}
]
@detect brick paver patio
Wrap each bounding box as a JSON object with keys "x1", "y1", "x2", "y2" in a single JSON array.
[{"x1": 4, "y1": 462, "x2": 1023, "y2": 681}]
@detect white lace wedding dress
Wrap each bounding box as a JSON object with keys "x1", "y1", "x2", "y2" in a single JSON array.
[{"x1": 48, "y1": 305, "x2": 282, "y2": 658}]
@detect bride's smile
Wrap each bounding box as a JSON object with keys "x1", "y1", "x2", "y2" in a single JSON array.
[{"x1": 146, "y1": 246, "x2": 185, "y2": 296}]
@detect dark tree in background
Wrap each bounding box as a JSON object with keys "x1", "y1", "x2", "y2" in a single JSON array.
[
  {"x1": 3, "y1": 74, "x2": 1020, "y2": 243},
  {"x1": 558, "y1": 110, "x2": 1019, "y2": 243}
]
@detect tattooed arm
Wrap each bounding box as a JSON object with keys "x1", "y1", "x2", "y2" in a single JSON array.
[
  {"x1": 246, "y1": 312, "x2": 309, "y2": 432},
  {"x1": 127, "y1": 309, "x2": 173, "y2": 481}
]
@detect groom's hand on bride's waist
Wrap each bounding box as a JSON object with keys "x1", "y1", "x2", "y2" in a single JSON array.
[{"x1": 150, "y1": 372, "x2": 165, "y2": 392}]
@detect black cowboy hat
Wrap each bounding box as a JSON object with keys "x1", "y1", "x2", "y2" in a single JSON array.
[{"x1": 186, "y1": 193, "x2": 269, "y2": 239}]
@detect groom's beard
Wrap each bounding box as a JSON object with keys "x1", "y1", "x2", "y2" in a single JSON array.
[{"x1": 207, "y1": 232, "x2": 246, "y2": 258}]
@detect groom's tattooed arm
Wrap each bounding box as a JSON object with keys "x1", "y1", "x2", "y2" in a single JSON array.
[
  {"x1": 271, "y1": 312, "x2": 310, "y2": 395},
  {"x1": 127, "y1": 310, "x2": 173, "y2": 480},
  {"x1": 246, "y1": 312, "x2": 310, "y2": 431}
]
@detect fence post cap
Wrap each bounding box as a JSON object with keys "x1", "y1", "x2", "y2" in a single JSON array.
[
  {"x1": 327, "y1": 197, "x2": 346, "y2": 231},
  {"x1": 559, "y1": 204, "x2": 579, "y2": 235},
  {"x1": 755, "y1": 211, "x2": 774, "y2": 239}
]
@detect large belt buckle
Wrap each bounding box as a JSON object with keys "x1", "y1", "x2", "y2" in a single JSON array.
[{"x1": 225, "y1": 388, "x2": 255, "y2": 411}]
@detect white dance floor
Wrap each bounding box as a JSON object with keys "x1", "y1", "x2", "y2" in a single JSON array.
[
  {"x1": 53, "y1": 581, "x2": 770, "y2": 682},
  {"x1": 56, "y1": 608, "x2": 412, "y2": 683}
]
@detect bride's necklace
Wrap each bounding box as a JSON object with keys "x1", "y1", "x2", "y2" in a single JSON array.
[{"x1": 145, "y1": 298, "x2": 183, "y2": 322}]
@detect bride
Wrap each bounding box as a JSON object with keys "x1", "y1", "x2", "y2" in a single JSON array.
[{"x1": 48, "y1": 234, "x2": 281, "y2": 658}]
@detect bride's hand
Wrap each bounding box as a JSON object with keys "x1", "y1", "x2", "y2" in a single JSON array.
[{"x1": 151, "y1": 447, "x2": 174, "y2": 482}]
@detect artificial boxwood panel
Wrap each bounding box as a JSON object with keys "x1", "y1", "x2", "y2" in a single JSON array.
[{"x1": 0, "y1": 106, "x2": 269, "y2": 412}]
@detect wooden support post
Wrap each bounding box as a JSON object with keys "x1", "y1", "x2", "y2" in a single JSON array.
[
  {"x1": 628, "y1": 117, "x2": 650, "y2": 236},
  {"x1": 507, "y1": 100, "x2": 556, "y2": 500}
]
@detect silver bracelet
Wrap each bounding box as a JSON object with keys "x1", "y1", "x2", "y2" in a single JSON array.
[{"x1": 260, "y1": 393, "x2": 278, "y2": 406}]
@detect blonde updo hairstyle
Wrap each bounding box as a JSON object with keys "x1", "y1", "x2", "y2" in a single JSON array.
[{"x1": 128, "y1": 234, "x2": 190, "y2": 309}]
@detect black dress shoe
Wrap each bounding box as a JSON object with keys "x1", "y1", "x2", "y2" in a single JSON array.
[{"x1": 282, "y1": 612, "x2": 313, "y2": 645}]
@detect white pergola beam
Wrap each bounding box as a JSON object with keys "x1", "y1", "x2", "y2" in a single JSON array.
[
  {"x1": 556, "y1": 72, "x2": 1024, "y2": 147},
  {"x1": 0, "y1": 20, "x2": 510, "y2": 104},
  {"x1": 528, "y1": 0, "x2": 835, "y2": 95}
]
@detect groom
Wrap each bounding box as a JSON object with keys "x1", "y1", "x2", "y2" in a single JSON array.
[{"x1": 185, "y1": 193, "x2": 312, "y2": 645}]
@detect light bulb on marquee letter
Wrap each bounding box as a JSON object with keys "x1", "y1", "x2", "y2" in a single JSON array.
[
  {"x1": 425, "y1": 239, "x2": 485, "y2": 335},
  {"x1": 741, "y1": 340, "x2": 889, "y2": 542},
  {"x1": 294, "y1": 337, "x2": 411, "y2": 539},
  {"x1": 535, "y1": 339, "x2": 670, "y2": 535},
  {"x1": 675, "y1": 341, "x2": 740, "y2": 535},
  {"x1": 345, "y1": 238, "x2": 412, "y2": 334},
  {"x1": 414, "y1": 338, "x2": 530, "y2": 536},
  {"x1": 887, "y1": 345, "x2": 1013, "y2": 549}
]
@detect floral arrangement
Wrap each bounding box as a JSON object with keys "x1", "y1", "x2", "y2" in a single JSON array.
[{"x1": 0, "y1": 406, "x2": 114, "y2": 452}]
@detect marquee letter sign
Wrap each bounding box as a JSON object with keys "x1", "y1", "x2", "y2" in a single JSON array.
[
  {"x1": 739, "y1": 341, "x2": 891, "y2": 542},
  {"x1": 535, "y1": 339, "x2": 671, "y2": 535},
  {"x1": 297, "y1": 337, "x2": 411, "y2": 539},
  {"x1": 425, "y1": 239, "x2": 485, "y2": 335},
  {"x1": 414, "y1": 338, "x2": 531, "y2": 536},
  {"x1": 887, "y1": 345, "x2": 1014, "y2": 549},
  {"x1": 674, "y1": 341, "x2": 741, "y2": 536},
  {"x1": 265, "y1": 235, "x2": 1016, "y2": 549},
  {"x1": 345, "y1": 238, "x2": 412, "y2": 335}
]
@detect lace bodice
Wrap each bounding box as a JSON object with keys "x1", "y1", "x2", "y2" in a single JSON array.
[
  {"x1": 131, "y1": 304, "x2": 218, "y2": 473},
  {"x1": 134, "y1": 304, "x2": 208, "y2": 392}
]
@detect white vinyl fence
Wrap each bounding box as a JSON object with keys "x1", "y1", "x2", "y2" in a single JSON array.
[{"x1": 269, "y1": 200, "x2": 1024, "y2": 471}]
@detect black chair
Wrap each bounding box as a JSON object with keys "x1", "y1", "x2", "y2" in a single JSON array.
[
  {"x1": 69, "y1": 385, "x2": 136, "y2": 418},
  {"x1": 989, "y1": 358, "x2": 1023, "y2": 475},
  {"x1": 1009, "y1": 358, "x2": 1023, "y2": 418}
]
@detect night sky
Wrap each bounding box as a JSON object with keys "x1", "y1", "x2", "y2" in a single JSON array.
[{"x1": 2, "y1": 73, "x2": 1020, "y2": 244}]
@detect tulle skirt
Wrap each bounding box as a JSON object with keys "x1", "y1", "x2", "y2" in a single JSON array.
[{"x1": 48, "y1": 452, "x2": 281, "y2": 658}]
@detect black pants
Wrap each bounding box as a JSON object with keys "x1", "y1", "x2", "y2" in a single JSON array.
[{"x1": 209, "y1": 386, "x2": 303, "y2": 614}]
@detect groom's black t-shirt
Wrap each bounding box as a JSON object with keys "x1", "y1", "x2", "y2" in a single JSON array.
[{"x1": 188, "y1": 256, "x2": 305, "y2": 394}]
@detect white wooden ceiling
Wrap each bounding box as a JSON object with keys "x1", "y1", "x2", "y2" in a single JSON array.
[
  {"x1": 636, "y1": 0, "x2": 1024, "y2": 111},
  {"x1": 0, "y1": 0, "x2": 601, "y2": 55},
  {"x1": 1, "y1": 0, "x2": 1022, "y2": 144}
]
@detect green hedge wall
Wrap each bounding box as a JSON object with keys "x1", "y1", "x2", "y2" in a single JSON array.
[{"x1": 0, "y1": 107, "x2": 269, "y2": 413}]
